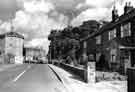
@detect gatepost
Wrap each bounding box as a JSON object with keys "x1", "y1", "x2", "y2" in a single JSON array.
[
  {"x1": 82, "y1": 41, "x2": 96, "y2": 83},
  {"x1": 87, "y1": 61, "x2": 96, "y2": 83}
]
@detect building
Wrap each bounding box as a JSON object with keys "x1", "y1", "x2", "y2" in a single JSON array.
[
  {"x1": 86, "y1": 2, "x2": 135, "y2": 74},
  {"x1": 0, "y1": 31, "x2": 24, "y2": 64},
  {"x1": 24, "y1": 47, "x2": 46, "y2": 62},
  {"x1": 79, "y1": 20, "x2": 100, "y2": 62}
]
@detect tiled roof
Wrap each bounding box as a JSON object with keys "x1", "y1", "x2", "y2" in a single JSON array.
[
  {"x1": 6, "y1": 32, "x2": 24, "y2": 39},
  {"x1": 98, "y1": 8, "x2": 135, "y2": 34},
  {"x1": 0, "y1": 31, "x2": 24, "y2": 39},
  {"x1": 24, "y1": 47, "x2": 41, "y2": 51},
  {"x1": 82, "y1": 8, "x2": 135, "y2": 41}
]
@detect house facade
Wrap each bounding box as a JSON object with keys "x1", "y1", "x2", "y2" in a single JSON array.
[
  {"x1": 93, "y1": 3, "x2": 135, "y2": 74},
  {"x1": 0, "y1": 32, "x2": 24, "y2": 64},
  {"x1": 24, "y1": 47, "x2": 46, "y2": 62}
]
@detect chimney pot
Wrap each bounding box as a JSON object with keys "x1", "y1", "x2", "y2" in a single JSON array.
[
  {"x1": 124, "y1": 2, "x2": 133, "y2": 14},
  {"x1": 112, "y1": 6, "x2": 119, "y2": 22}
]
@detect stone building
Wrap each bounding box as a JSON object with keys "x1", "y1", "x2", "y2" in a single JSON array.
[
  {"x1": 0, "y1": 31, "x2": 24, "y2": 64},
  {"x1": 86, "y1": 2, "x2": 135, "y2": 74},
  {"x1": 24, "y1": 47, "x2": 46, "y2": 62}
]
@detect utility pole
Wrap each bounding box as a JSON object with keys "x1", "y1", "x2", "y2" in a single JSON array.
[{"x1": 49, "y1": 45, "x2": 52, "y2": 64}]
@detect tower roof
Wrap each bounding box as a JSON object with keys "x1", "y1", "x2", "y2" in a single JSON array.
[{"x1": 0, "y1": 31, "x2": 24, "y2": 39}]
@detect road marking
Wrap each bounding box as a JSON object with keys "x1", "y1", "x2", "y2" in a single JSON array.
[{"x1": 13, "y1": 65, "x2": 31, "y2": 82}]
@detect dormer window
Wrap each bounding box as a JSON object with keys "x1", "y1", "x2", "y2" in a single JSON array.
[
  {"x1": 121, "y1": 22, "x2": 131, "y2": 38},
  {"x1": 109, "y1": 28, "x2": 116, "y2": 40}
]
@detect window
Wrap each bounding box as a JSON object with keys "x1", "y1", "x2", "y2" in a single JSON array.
[
  {"x1": 110, "y1": 49, "x2": 117, "y2": 62},
  {"x1": 96, "y1": 36, "x2": 101, "y2": 44},
  {"x1": 111, "y1": 55, "x2": 116, "y2": 63},
  {"x1": 121, "y1": 22, "x2": 131, "y2": 38},
  {"x1": 96, "y1": 53, "x2": 101, "y2": 62},
  {"x1": 109, "y1": 28, "x2": 116, "y2": 40}
]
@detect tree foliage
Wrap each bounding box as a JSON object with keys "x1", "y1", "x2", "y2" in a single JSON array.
[{"x1": 48, "y1": 20, "x2": 100, "y2": 65}]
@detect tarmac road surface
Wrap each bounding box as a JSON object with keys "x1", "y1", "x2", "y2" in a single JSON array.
[{"x1": 0, "y1": 64, "x2": 68, "y2": 92}]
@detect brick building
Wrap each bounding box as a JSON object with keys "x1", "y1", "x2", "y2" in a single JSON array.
[
  {"x1": 76, "y1": 20, "x2": 100, "y2": 61},
  {"x1": 0, "y1": 31, "x2": 24, "y2": 64},
  {"x1": 86, "y1": 3, "x2": 135, "y2": 73}
]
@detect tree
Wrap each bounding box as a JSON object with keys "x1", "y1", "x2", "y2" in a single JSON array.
[{"x1": 47, "y1": 20, "x2": 100, "y2": 66}]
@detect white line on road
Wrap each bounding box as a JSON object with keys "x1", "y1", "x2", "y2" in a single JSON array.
[{"x1": 13, "y1": 65, "x2": 31, "y2": 82}]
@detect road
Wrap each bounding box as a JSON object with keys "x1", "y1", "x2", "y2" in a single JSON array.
[{"x1": 0, "y1": 64, "x2": 68, "y2": 92}]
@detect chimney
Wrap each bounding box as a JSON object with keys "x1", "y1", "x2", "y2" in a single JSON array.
[
  {"x1": 112, "y1": 6, "x2": 119, "y2": 22},
  {"x1": 124, "y1": 2, "x2": 133, "y2": 14}
]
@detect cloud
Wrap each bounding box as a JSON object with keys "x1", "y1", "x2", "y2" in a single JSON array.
[
  {"x1": 11, "y1": 0, "x2": 69, "y2": 51},
  {"x1": 25, "y1": 38, "x2": 50, "y2": 52},
  {"x1": 86, "y1": 0, "x2": 114, "y2": 8},
  {"x1": 0, "y1": 0, "x2": 131, "y2": 52},
  {"x1": 70, "y1": 0, "x2": 115, "y2": 26},
  {"x1": 0, "y1": 0, "x2": 22, "y2": 21},
  {"x1": 47, "y1": 0, "x2": 86, "y2": 24},
  {"x1": 71, "y1": 0, "x2": 131, "y2": 26},
  {"x1": 13, "y1": 10, "x2": 68, "y2": 40},
  {"x1": 0, "y1": 0, "x2": 69, "y2": 51},
  {"x1": 0, "y1": 21, "x2": 12, "y2": 33},
  {"x1": 49, "y1": 0, "x2": 84, "y2": 10},
  {"x1": 23, "y1": 0, "x2": 54, "y2": 13},
  {"x1": 115, "y1": 0, "x2": 135, "y2": 15},
  {"x1": 71, "y1": 8, "x2": 112, "y2": 26}
]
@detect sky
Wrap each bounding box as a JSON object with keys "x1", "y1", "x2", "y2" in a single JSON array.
[{"x1": 0, "y1": 0, "x2": 134, "y2": 53}]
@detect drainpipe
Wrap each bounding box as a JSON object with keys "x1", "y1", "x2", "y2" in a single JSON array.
[{"x1": 83, "y1": 41, "x2": 88, "y2": 82}]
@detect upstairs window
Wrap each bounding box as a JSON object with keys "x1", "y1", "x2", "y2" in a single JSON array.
[
  {"x1": 96, "y1": 35, "x2": 101, "y2": 44},
  {"x1": 121, "y1": 22, "x2": 131, "y2": 38},
  {"x1": 109, "y1": 28, "x2": 116, "y2": 40}
]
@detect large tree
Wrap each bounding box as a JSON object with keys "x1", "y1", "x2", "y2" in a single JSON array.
[{"x1": 48, "y1": 20, "x2": 100, "y2": 66}]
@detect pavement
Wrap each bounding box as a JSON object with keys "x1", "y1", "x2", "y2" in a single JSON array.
[
  {"x1": 49, "y1": 64, "x2": 127, "y2": 92},
  {"x1": 0, "y1": 64, "x2": 68, "y2": 92},
  {"x1": 0, "y1": 64, "x2": 19, "y2": 71}
]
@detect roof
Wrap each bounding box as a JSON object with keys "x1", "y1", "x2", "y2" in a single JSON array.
[
  {"x1": 99, "y1": 8, "x2": 135, "y2": 33},
  {"x1": 24, "y1": 47, "x2": 42, "y2": 51},
  {"x1": 116, "y1": 37, "x2": 135, "y2": 47},
  {"x1": 119, "y1": 45, "x2": 135, "y2": 49},
  {"x1": 0, "y1": 31, "x2": 24, "y2": 39},
  {"x1": 82, "y1": 8, "x2": 135, "y2": 41}
]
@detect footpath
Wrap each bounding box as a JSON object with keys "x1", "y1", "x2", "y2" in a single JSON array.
[
  {"x1": 0, "y1": 64, "x2": 19, "y2": 72},
  {"x1": 49, "y1": 64, "x2": 127, "y2": 92}
]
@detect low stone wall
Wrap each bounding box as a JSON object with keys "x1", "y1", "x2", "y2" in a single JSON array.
[
  {"x1": 54, "y1": 62, "x2": 126, "y2": 83},
  {"x1": 127, "y1": 67, "x2": 135, "y2": 92},
  {"x1": 58, "y1": 63, "x2": 87, "y2": 82}
]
